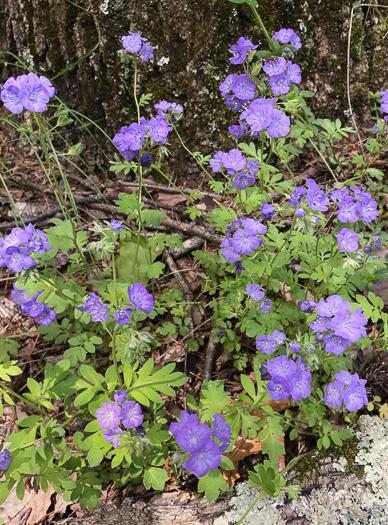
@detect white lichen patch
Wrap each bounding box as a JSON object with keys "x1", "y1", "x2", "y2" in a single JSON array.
[
  {"x1": 157, "y1": 56, "x2": 170, "y2": 67},
  {"x1": 100, "y1": 0, "x2": 109, "y2": 15},
  {"x1": 293, "y1": 415, "x2": 388, "y2": 524},
  {"x1": 21, "y1": 48, "x2": 34, "y2": 69},
  {"x1": 226, "y1": 483, "x2": 286, "y2": 525},
  {"x1": 226, "y1": 416, "x2": 388, "y2": 524}
]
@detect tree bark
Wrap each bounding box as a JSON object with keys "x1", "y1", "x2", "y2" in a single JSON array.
[{"x1": 1, "y1": 0, "x2": 387, "y2": 179}]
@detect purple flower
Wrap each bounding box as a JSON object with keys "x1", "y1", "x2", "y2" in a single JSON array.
[
  {"x1": 96, "y1": 401, "x2": 121, "y2": 430},
  {"x1": 24, "y1": 296, "x2": 44, "y2": 317},
  {"x1": 0, "y1": 449, "x2": 11, "y2": 471},
  {"x1": 337, "y1": 196, "x2": 359, "y2": 223},
  {"x1": 290, "y1": 371, "x2": 312, "y2": 401},
  {"x1": 139, "y1": 42, "x2": 154, "y2": 62},
  {"x1": 175, "y1": 421, "x2": 212, "y2": 453},
  {"x1": 103, "y1": 428, "x2": 123, "y2": 449},
  {"x1": 121, "y1": 400, "x2": 144, "y2": 429},
  {"x1": 219, "y1": 74, "x2": 240, "y2": 96},
  {"x1": 309, "y1": 315, "x2": 328, "y2": 333},
  {"x1": 220, "y1": 238, "x2": 240, "y2": 263},
  {"x1": 241, "y1": 218, "x2": 267, "y2": 234},
  {"x1": 331, "y1": 188, "x2": 350, "y2": 202},
  {"x1": 77, "y1": 293, "x2": 109, "y2": 322},
  {"x1": 139, "y1": 153, "x2": 155, "y2": 167},
  {"x1": 267, "y1": 376, "x2": 290, "y2": 400},
  {"x1": 290, "y1": 342, "x2": 300, "y2": 352},
  {"x1": 272, "y1": 330, "x2": 286, "y2": 345},
  {"x1": 135, "y1": 424, "x2": 146, "y2": 438},
  {"x1": 211, "y1": 414, "x2": 231, "y2": 453},
  {"x1": 113, "y1": 307, "x2": 132, "y2": 325},
  {"x1": 229, "y1": 37, "x2": 258, "y2": 65},
  {"x1": 3, "y1": 247, "x2": 35, "y2": 273},
  {"x1": 223, "y1": 149, "x2": 246, "y2": 170},
  {"x1": 114, "y1": 390, "x2": 127, "y2": 404},
  {"x1": 246, "y1": 284, "x2": 264, "y2": 301},
  {"x1": 343, "y1": 387, "x2": 367, "y2": 411},
  {"x1": 35, "y1": 306, "x2": 57, "y2": 326},
  {"x1": 269, "y1": 73, "x2": 291, "y2": 95},
  {"x1": 1, "y1": 80, "x2": 23, "y2": 114},
  {"x1": 148, "y1": 118, "x2": 172, "y2": 142},
  {"x1": 225, "y1": 95, "x2": 246, "y2": 112},
  {"x1": 245, "y1": 160, "x2": 260, "y2": 175},
  {"x1": 256, "y1": 334, "x2": 277, "y2": 355},
  {"x1": 245, "y1": 98, "x2": 276, "y2": 132},
  {"x1": 289, "y1": 187, "x2": 307, "y2": 207},
  {"x1": 273, "y1": 29, "x2": 295, "y2": 43},
  {"x1": 125, "y1": 122, "x2": 147, "y2": 150},
  {"x1": 324, "y1": 382, "x2": 344, "y2": 409},
  {"x1": 334, "y1": 370, "x2": 364, "y2": 388},
  {"x1": 122, "y1": 32, "x2": 143, "y2": 53},
  {"x1": 229, "y1": 125, "x2": 245, "y2": 139},
  {"x1": 128, "y1": 283, "x2": 154, "y2": 313},
  {"x1": 263, "y1": 57, "x2": 287, "y2": 76},
  {"x1": 328, "y1": 307, "x2": 367, "y2": 342},
  {"x1": 267, "y1": 109, "x2": 290, "y2": 138},
  {"x1": 300, "y1": 300, "x2": 316, "y2": 314},
  {"x1": 11, "y1": 285, "x2": 32, "y2": 305},
  {"x1": 209, "y1": 151, "x2": 224, "y2": 172},
  {"x1": 25, "y1": 224, "x2": 52, "y2": 253},
  {"x1": 295, "y1": 208, "x2": 305, "y2": 217},
  {"x1": 306, "y1": 179, "x2": 329, "y2": 211},
  {"x1": 20, "y1": 80, "x2": 50, "y2": 112},
  {"x1": 111, "y1": 219, "x2": 125, "y2": 231},
  {"x1": 232, "y1": 171, "x2": 255, "y2": 189},
  {"x1": 315, "y1": 295, "x2": 351, "y2": 318},
  {"x1": 324, "y1": 333, "x2": 350, "y2": 355},
  {"x1": 286, "y1": 62, "x2": 301, "y2": 84},
  {"x1": 267, "y1": 355, "x2": 296, "y2": 379},
  {"x1": 184, "y1": 440, "x2": 222, "y2": 478},
  {"x1": 261, "y1": 203, "x2": 275, "y2": 220},
  {"x1": 232, "y1": 228, "x2": 261, "y2": 255},
  {"x1": 232, "y1": 75, "x2": 256, "y2": 101},
  {"x1": 260, "y1": 298, "x2": 272, "y2": 314},
  {"x1": 358, "y1": 196, "x2": 379, "y2": 223},
  {"x1": 337, "y1": 228, "x2": 359, "y2": 253},
  {"x1": 315, "y1": 333, "x2": 324, "y2": 343}
]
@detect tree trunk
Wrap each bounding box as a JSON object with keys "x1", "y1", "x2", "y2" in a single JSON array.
[{"x1": 1, "y1": 0, "x2": 387, "y2": 178}]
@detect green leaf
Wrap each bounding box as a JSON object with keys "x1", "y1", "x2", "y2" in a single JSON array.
[
  {"x1": 80, "y1": 365, "x2": 102, "y2": 387},
  {"x1": 198, "y1": 469, "x2": 227, "y2": 502},
  {"x1": 322, "y1": 435, "x2": 331, "y2": 449},
  {"x1": 88, "y1": 447, "x2": 104, "y2": 467},
  {"x1": 116, "y1": 237, "x2": 158, "y2": 285},
  {"x1": 241, "y1": 375, "x2": 256, "y2": 399},
  {"x1": 143, "y1": 466, "x2": 168, "y2": 490},
  {"x1": 139, "y1": 261, "x2": 165, "y2": 279},
  {"x1": 199, "y1": 381, "x2": 231, "y2": 418}
]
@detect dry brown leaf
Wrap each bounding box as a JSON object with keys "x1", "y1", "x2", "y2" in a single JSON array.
[
  {"x1": 5, "y1": 483, "x2": 55, "y2": 525},
  {"x1": 155, "y1": 192, "x2": 187, "y2": 207},
  {"x1": 222, "y1": 433, "x2": 285, "y2": 488}
]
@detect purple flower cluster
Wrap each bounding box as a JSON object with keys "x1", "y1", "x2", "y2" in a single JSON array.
[
  {"x1": 1, "y1": 72, "x2": 56, "y2": 114},
  {"x1": 0, "y1": 449, "x2": 12, "y2": 471},
  {"x1": 169, "y1": 411, "x2": 231, "y2": 478},
  {"x1": 209, "y1": 149, "x2": 260, "y2": 189},
  {"x1": 220, "y1": 217, "x2": 267, "y2": 263},
  {"x1": 96, "y1": 392, "x2": 144, "y2": 449},
  {"x1": 0, "y1": 224, "x2": 52, "y2": 273},
  {"x1": 229, "y1": 37, "x2": 258, "y2": 65},
  {"x1": 302, "y1": 295, "x2": 368, "y2": 350},
  {"x1": 324, "y1": 371, "x2": 367, "y2": 412},
  {"x1": 272, "y1": 28, "x2": 302, "y2": 51},
  {"x1": 330, "y1": 186, "x2": 378, "y2": 224},
  {"x1": 113, "y1": 101, "x2": 182, "y2": 162},
  {"x1": 77, "y1": 293, "x2": 109, "y2": 323},
  {"x1": 246, "y1": 284, "x2": 272, "y2": 314},
  {"x1": 256, "y1": 329, "x2": 286, "y2": 355},
  {"x1": 11, "y1": 284, "x2": 57, "y2": 326},
  {"x1": 266, "y1": 355, "x2": 311, "y2": 401},
  {"x1": 240, "y1": 97, "x2": 290, "y2": 138},
  {"x1": 263, "y1": 58, "x2": 301, "y2": 96},
  {"x1": 121, "y1": 32, "x2": 154, "y2": 62}
]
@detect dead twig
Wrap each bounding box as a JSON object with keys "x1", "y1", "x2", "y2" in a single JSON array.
[{"x1": 202, "y1": 338, "x2": 217, "y2": 382}]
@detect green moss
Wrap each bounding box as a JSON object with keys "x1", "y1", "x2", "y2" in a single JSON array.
[{"x1": 290, "y1": 435, "x2": 365, "y2": 486}]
